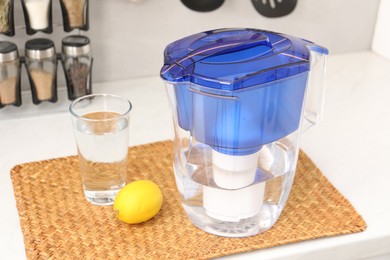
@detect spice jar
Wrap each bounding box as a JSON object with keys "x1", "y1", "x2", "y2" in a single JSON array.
[
  {"x1": 0, "y1": 41, "x2": 21, "y2": 108},
  {"x1": 59, "y1": 0, "x2": 89, "y2": 32},
  {"x1": 61, "y1": 35, "x2": 92, "y2": 100},
  {"x1": 21, "y1": 0, "x2": 53, "y2": 35},
  {"x1": 0, "y1": 0, "x2": 15, "y2": 36},
  {"x1": 25, "y1": 38, "x2": 57, "y2": 104}
]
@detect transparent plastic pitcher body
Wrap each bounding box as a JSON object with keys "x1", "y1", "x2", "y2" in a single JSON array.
[{"x1": 161, "y1": 28, "x2": 328, "y2": 237}]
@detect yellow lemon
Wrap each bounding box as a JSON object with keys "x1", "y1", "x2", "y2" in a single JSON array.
[{"x1": 113, "y1": 180, "x2": 163, "y2": 224}]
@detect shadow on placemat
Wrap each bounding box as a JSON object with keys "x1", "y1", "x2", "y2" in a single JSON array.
[{"x1": 11, "y1": 141, "x2": 366, "y2": 259}]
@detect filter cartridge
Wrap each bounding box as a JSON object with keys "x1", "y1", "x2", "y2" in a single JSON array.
[{"x1": 203, "y1": 149, "x2": 265, "y2": 221}]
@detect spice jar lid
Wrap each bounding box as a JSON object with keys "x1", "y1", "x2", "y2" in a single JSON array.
[
  {"x1": 62, "y1": 35, "x2": 91, "y2": 57},
  {"x1": 25, "y1": 38, "x2": 56, "y2": 60},
  {"x1": 0, "y1": 42, "x2": 19, "y2": 63}
]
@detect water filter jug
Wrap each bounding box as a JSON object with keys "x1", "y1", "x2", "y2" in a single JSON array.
[{"x1": 160, "y1": 28, "x2": 328, "y2": 237}]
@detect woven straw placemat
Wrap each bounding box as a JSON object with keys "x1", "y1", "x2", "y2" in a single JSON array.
[{"x1": 11, "y1": 141, "x2": 366, "y2": 259}]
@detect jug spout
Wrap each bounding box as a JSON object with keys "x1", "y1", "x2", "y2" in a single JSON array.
[{"x1": 302, "y1": 44, "x2": 329, "y2": 132}]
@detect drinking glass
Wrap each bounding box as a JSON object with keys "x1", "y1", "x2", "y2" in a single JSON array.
[{"x1": 70, "y1": 94, "x2": 132, "y2": 205}]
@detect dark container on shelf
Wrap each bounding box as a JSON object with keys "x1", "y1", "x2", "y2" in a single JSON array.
[
  {"x1": 61, "y1": 35, "x2": 92, "y2": 100},
  {"x1": 25, "y1": 38, "x2": 58, "y2": 104},
  {"x1": 59, "y1": 0, "x2": 89, "y2": 32},
  {"x1": 0, "y1": 0, "x2": 15, "y2": 36},
  {"x1": 21, "y1": 0, "x2": 53, "y2": 35},
  {"x1": 0, "y1": 41, "x2": 21, "y2": 108}
]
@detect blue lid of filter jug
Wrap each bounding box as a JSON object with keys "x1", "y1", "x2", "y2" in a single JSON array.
[{"x1": 160, "y1": 28, "x2": 327, "y2": 90}]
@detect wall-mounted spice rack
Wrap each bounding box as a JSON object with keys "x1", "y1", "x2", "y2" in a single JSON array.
[
  {"x1": 1, "y1": 0, "x2": 89, "y2": 35},
  {"x1": 0, "y1": 0, "x2": 93, "y2": 118}
]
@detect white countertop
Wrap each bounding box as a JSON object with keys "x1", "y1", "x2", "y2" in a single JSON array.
[{"x1": 1, "y1": 51, "x2": 389, "y2": 259}]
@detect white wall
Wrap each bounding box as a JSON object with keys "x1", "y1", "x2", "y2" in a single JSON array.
[
  {"x1": 88, "y1": 0, "x2": 381, "y2": 82},
  {"x1": 372, "y1": 0, "x2": 390, "y2": 60},
  {"x1": 1, "y1": 0, "x2": 381, "y2": 87}
]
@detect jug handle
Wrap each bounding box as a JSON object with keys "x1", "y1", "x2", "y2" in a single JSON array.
[{"x1": 302, "y1": 44, "x2": 329, "y2": 133}]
